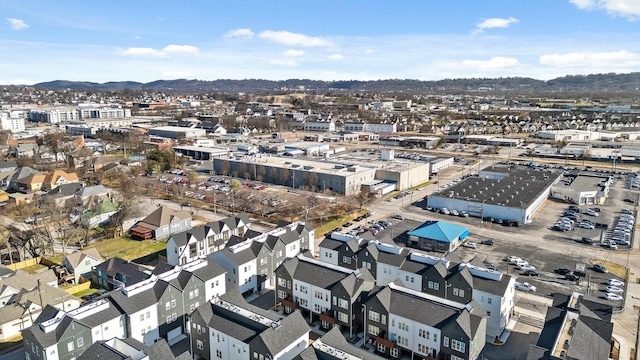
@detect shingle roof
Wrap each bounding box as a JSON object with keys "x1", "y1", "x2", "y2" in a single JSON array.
[
  {"x1": 296, "y1": 327, "x2": 386, "y2": 360},
  {"x1": 407, "y1": 221, "x2": 469, "y2": 243},
  {"x1": 64, "y1": 248, "x2": 103, "y2": 269},
  {"x1": 0, "y1": 269, "x2": 57, "y2": 292},
  {"x1": 138, "y1": 205, "x2": 191, "y2": 228},
  {"x1": 75, "y1": 184, "x2": 109, "y2": 198},
  {"x1": 45, "y1": 182, "x2": 83, "y2": 197},
  {"x1": 257, "y1": 310, "x2": 309, "y2": 354},
  {"x1": 188, "y1": 259, "x2": 226, "y2": 282},
  {"x1": 284, "y1": 257, "x2": 350, "y2": 289},
  {"x1": 109, "y1": 286, "x2": 158, "y2": 315},
  {"x1": 94, "y1": 258, "x2": 151, "y2": 286},
  {"x1": 44, "y1": 170, "x2": 79, "y2": 186}
]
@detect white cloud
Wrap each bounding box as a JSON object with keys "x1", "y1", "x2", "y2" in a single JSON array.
[
  {"x1": 259, "y1": 30, "x2": 332, "y2": 47},
  {"x1": 161, "y1": 71, "x2": 195, "y2": 79},
  {"x1": 7, "y1": 18, "x2": 29, "y2": 31},
  {"x1": 569, "y1": 0, "x2": 640, "y2": 19},
  {"x1": 328, "y1": 54, "x2": 344, "y2": 60},
  {"x1": 223, "y1": 28, "x2": 255, "y2": 39},
  {"x1": 162, "y1": 45, "x2": 199, "y2": 54},
  {"x1": 539, "y1": 50, "x2": 640, "y2": 68},
  {"x1": 283, "y1": 49, "x2": 304, "y2": 57},
  {"x1": 117, "y1": 44, "x2": 199, "y2": 57},
  {"x1": 0, "y1": 78, "x2": 31, "y2": 85},
  {"x1": 117, "y1": 47, "x2": 164, "y2": 57},
  {"x1": 460, "y1": 57, "x2": 521, "y2": 70},
  {"x1": 268, "y1": 58, "x2": 299, "y2": 67},
  {"x1": 474, "y1": 17, "x2": 518, "y2": 34}
]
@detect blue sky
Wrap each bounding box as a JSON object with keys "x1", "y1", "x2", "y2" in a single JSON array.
[{"x1": 1, "y1": 0, "x2": 640, "y2": 85}]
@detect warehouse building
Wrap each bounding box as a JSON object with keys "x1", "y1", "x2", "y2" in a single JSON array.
[
  {"x1": 427, "y1": 167, "x2": 561, "y2": 224},
  {"x1": 148, "y1": 126, "x2": 206, "y2": 139},
  {"x1": 550, "y1": 173, "x2": 612, "y2": 205}
]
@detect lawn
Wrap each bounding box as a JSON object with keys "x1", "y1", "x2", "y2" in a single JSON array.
[
  {"x1": 73, "y1": 288, "x2": 98, "y2": 298},
  {"x1": 312, "y1": 210, "x2": 367, "y2": 238},
  {"x1": 92, "y1": 237, "x2": 166, "y2": 261},
  {"x1": 589, "y1": 259, "x2": 628, "y2": 280}
]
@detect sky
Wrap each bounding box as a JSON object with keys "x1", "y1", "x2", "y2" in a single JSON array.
[{"x1": 1, "y1": 0, "x2": 640, "y2": 85}]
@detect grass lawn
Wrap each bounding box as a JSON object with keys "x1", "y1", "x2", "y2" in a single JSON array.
[
  {"x1": 92, "y1": 237, "x2": 166, "y2": 261},
  {"x1": 313, "y1": 210, "x2": 367, "y2": 238},
  {"x1": 73, "y1": 288, "x2": 98, "y2": 298},
  {"x1": 589, "y1": 259, "x2": 628, "y2": 280}
]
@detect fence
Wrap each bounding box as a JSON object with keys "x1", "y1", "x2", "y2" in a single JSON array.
[
  {"x1": 513, "y1": 311, "x2": 545, "y2": 328},
  {"x1": 64, "y1": 277, "x2": 92, "y2": 295},
  {"x1": 5, "y1": 257, "x2": 42, "y2": 271}
]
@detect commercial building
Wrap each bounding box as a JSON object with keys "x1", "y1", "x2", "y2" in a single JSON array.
[
  {"x1": 0, "y1": 111, "x2": 26, "y2": 132},
  {"x1": 427, "y1": 166, "x2": 560, "y2": 224},
  {"x1": 537, "y1": 129, "x2": 616, "y2": 142},
  {"x1": 407, "y1": 220, "x2": 470, "y2": 253},
  {"x1": 172, "y1": 145, "x2": 230, "y2": 160},
  {"x1": 303, "y1": 120, "x2": 335, "y2": 132},
  {"x1": 148, "y1": 126, "x2": 207, "y2": 139},
  {"x1": 343, "y1": 121, "x2": 397, "y2": 133},
  {"x1": 550, "y1": 173, "x2": 612, "y2": 205}
]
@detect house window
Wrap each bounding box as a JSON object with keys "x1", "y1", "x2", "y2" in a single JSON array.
[
  {"x1": 195, "y1": 289, "x2": 199, "y2": 297},
  {"x1": 146, "y1": 311, "x2": 150, "y2": 319},
  {"x1": 278, "y1": 290, "x2": 287, "y2": 299},
  {"x1": 381, "y1": 315, "x2": 386, "y2": 325},
  {"x1": 337, "y1": 312, "x2": 348, "y2": 323},
  {"x1": 443, "y1": 336, "x2": 449, "y2": 347},
  {"x1": 459, "y1": 289, "x2": 464, "y2": 297},
  {"x1": 418, "y1": 344, "x2": 430, "y2": 354},
  {"x1": 197, "y1": 340, "x2": 204, "y2": 350},
  {"x1": 487, "y1": 311, "x2": 491, "y2": 316},
  {"x1": 299, "y1": 285, "x2": 308, "y2": 294},
  {"x1": 451, "y1": 339, "x2": 465, "y2": 353},
  {"x1": 488, "y1": 297, "x2": 492, "y2": 304},
  {"x1": 377, "y1": 343, "x2": 386, "y2": 353},
  {"x1": 67, "y1": 341, "x2": 74, "y2": 352},
  {"x1": 216, "y1": 350, "x2": 223, "y2": 358},
  {"x1": 397, "y1": 335, "x2": 408, "y2": 347},
  {"x1": 140, "y1": 314, "x2": 145, "y2": 321},
  {"x1": 390, "y1": 348, "x2": 399, "y2": 358},
  {"x1": 189, "y1": 291, "x2": 194, "y2": 299},
  {"x1": 453, "y1": 288, "x2": 458, "y2": 296},
  {"x1": 171, "y1": 299, "x2": 176, "y2": 308},
  {"x1": 338, "y1": 298, "x2": 349, "y2": 309},
  {"x1": 369, "y1": 311, "x2": 380, "y2": 322},
  {"x1": 343, "y1": 256, "x2": 351, "y2": 264},
  {"x1": 368, "y1": 324, "x2": 380, "y2": 336},
  {"x1": 77, "y1": 337, "x2": 84, "y2": 347},
  {"x1": 434, "y1": 333, "x2": 437, "y2": 342},
  {"x1": 314, "y1": 290, "x2": 324, "y2": 300},
  {"x1": 451, "y1": 356, "x2": 465, "y2": 360}
]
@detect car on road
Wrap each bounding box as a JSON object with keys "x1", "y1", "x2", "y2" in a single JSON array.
[
  {"x1": 604, "y1": 293, "x2": 623, "y2": 301},
  {"x1": 565, "y1": 273, "x2": 580, "y2": 281},
  {"x1": 608, "y1": 278, "x2": 624, "y2": 287},
  {"x1": 606, "y1": 286, "x2": 624, "y2": 293},
  {"x1": 580, "y1": 237, "x2": 596, "y2": 245},
  {"x1": 182, "y1": 202, "x2": 192, "y2": 207},
  {"x1": 392, "y1": 214, "x2": 404, "y2": 220},
  {"x1": 623, "y1": 198, "x2": 636, "y2": 204},
  {"x1": 515, "y1": 282, "x2": 537, "y2": 292},
  {"x1": 480, "y1": 239, "x2": 494, "y2": 246},
  {"x1": 555, "y1": 267, "x2": 573, "y2": 275},
  {"x1": 462, "y1": 242, "x2": 477, "y2": 249},
  {"x1": 522, "y1": 269, "x2": 540, "y2": 276},
  {"x1": 593, "y1": 264, "x2": 609, "y2": 273},
  {"x1": 342, "y1": 222, "x2": 353, "y2": 228}
]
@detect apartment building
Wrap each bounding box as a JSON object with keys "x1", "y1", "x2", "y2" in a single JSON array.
[
  {"x1": 190, "y1": 290, "x2": 310, "y2": 360},
  {"x1": 296, "y1": 327, "x2": 387, "y2": 359},
  {"x1": 343, "y1": 121, "x2": 397, "y2": 134},
  {"x1": 0, "y1": 111, "x2": 26, "y2": 132},
  {"x1": 210, "y1": 221, "x2": 314, "y2": 295},
  {"x1": 22, "y1": 299, "x2": 126, "y2": 360},
  {"x1": 363, "y1": 282, "x2": 486, "y2": 360},
  {"x1": 166, "y1": 214, "x2": 251, "y2": 266},
  {"x1": 275, "y1": 255, "x2": 375, "y2": 338},
  {"x1": 317, "y1": 235, "x2": 515, "y2": 340}
]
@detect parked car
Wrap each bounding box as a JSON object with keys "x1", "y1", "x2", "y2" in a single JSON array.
[
  {"x1": 604, "y1": 292, "x2": 623, "y2": 301},
  {"x1": 579, "y1": 222, "x2": 595, "y2": 229},
  {"x1": 608, "y1": 278, "x2": 624, "y2": 287},
  {"x1": 555, "y1": 267, "x2": 573, "y2": 275},
  {"x1": 515, "y1": 282, "x2": 537, "y2": 292},
  {"x1": 592, "y1": 264, "x2": 609, "y2": 273},
  {"x1": 605, "y1": 286, "x2": 624, "y2": 293},
  {"x1": 459, "y1": 211, "x2": 469, "y2": 217},
  {"x1": 480, "y1": 239, "x2": 494, "y2": 246},
  {"x1": 450, "y1": 210, "x2": 460, "y2": 216},
  {"x1": 585, "y1": 209, "x2": 599, "y2": 217},
  {"x1": 522, "y1": 269, "x2": 540, "y2": 276},
  {"x1": 462, "y1": 242, "x2": 477, "y2": 249},
  {"x1": 580, "y1": 237, "x2": 596, "y2": 245},
  {"x1": 508, "y1": 256, "x2": 522, "y2": 264},
  {"x1": 623, "y1": 198, "x2": 636, "y2": 204},
  {"x1": 565, "y1": 273, "x2": 580, "y2": 281},
  {"x1": 392, "y1": 214, "x2": 404, "y2": 220}
]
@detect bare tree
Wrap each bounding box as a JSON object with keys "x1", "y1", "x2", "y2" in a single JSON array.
[{"x1": 220, "y1": 161, "x2": 230, "y2": 176}]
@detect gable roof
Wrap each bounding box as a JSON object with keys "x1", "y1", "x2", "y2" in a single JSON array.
[
  {"x1": 75, "y1": 184, "x2": 109, "y2": 198},
  {"x1": 138, "y1": 205, "x2": 191, "y2": 229},
  {"x1": 64, "y1": 248, "x2": 104, "y2": 268},
  {"x1": 44, "y1": 170, "x2": 79, "y2": 185},
  {"x1": 45, "y1": 182, "x2": 84, "y2": 197},
  {"x1": 407, "y1": 221, "x2": 469, "y2": 243}
]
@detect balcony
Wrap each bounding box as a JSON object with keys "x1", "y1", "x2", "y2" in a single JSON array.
[
  {"x1": 375, "y1": 336, "x2": 395, "y2": 349},
  {"x1": 318, "y1": 311, "x2": 337, "y2": 325}
]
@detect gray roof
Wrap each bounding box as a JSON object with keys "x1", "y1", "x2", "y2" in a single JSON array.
[
  {"x1": 75, "y1": 298, "x2": 123, "y2": 328},
  {"x1": 282, "y1": 257, "x2": 350, "y2": 289},
  {"x1": 430, "y1": 167, "x2": 560, "y2": 209},
  {"x1": 109, "y1": 286, "x2": 158, "y2": 315},
  {"x1": 297, "y1": 327, "x2": 386, "y2": 360},
  {"x1": 256, "y1": 310, "x2": 309, "y2": 354},
  {"x1": 75, "y1": 184, "x2": 109, "y2": 198},
  {"x1": 219, "y1": 241, "x2": 262, "y2": 266},
  {"x1": 46, "y1": 182, "x2": 84, "y2": 197},
  {"x1": 78, "y1": 338, "x2": 177, "y2": 360},
  {"x1": 188, "y1": 259, "x2": 226, "y2": 282}
]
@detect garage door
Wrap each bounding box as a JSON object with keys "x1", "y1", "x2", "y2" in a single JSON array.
[{"x1": 167, "y1": 326, "x2": 183, "y2": 345}]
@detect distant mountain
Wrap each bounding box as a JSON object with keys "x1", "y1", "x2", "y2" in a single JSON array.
[{"x1": 32, "y1": 73, "x2": 640, "y2": 93}]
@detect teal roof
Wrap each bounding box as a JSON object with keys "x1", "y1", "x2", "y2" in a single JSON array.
[{"x1": 407, "y1": 221, "x2": 469, "y2": 243}]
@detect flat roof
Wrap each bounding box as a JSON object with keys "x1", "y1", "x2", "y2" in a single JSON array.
[
  {"x1": 149, "y1": 126, "x2": 204, "y2": 133},
  {"x1": 431, "y1": 167, "x2": 560, "y2": 209},
  {"x1": 231, "y1": 155, "x2": 378, "y2": 176},
  {"x1": 567, "y1": 175, "x2": 606, "y2": 192}
]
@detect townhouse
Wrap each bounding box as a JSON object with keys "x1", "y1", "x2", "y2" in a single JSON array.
[
  {"x1": 190, "y1": 290, "x2": 310, "y2": 360},
  {"x1": 317, "y1": 235, "x2": 515, "y2": 341},
  {"x1": 22, "y1": 298, "x2": 126, "y2": 360},
  {"x1": 275, "y1": 255, "x2": 375, "y2": 339},
  {"x1": 211, "y1": 221, "x2": 314, "y2": 296},
  {"x1": 166, "y1": 214, "x2": 251, "y2": 266},
  {"x1": 79, "y1": 337, "x2": 191, "y2": 360},
  {"x1": 295, "y1": 327, "x2": 387, "y2": 360},
  {"x1": 363, "y1": 282, "x2": 486, "y2": 360}
]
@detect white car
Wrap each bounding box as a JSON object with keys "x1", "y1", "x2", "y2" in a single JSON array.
[
  {"x1": 508, "y1": 256, "x2": 522, "y2": 264},
  {"x1": 605, "y1": 286, "x2": 624, "y2": 293},
  {"x1": 604, "y1": 292, "x2": 623, "y2": 301},
  {"x1": 462, "y1": 242, "x2": 477, "y2": 249},
  {"x1": 515, "y1": 282, "x2": 537, "y2": 292},
  {"x1": 579, "y1": 223, "x2": 595, "y2": 229},
  {"x1": 608, "y1": 279, "x2": 624, "y2": 287},
  {"x1": 585, "y1": 210, "x2": 599, "y2": 217}
]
